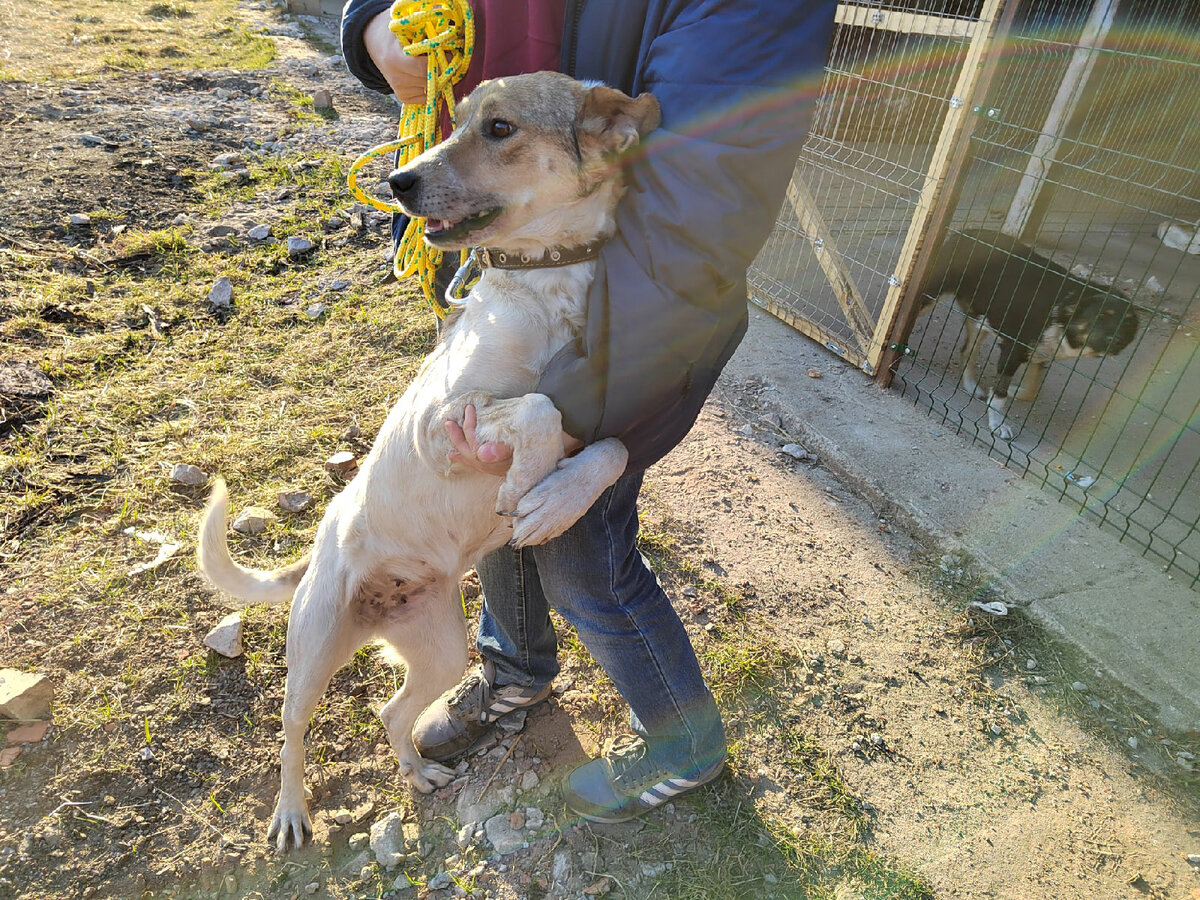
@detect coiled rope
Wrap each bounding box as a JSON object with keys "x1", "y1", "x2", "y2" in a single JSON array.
[{"x1": 346, "y1": 0, "x2": 475, "y2": 317}]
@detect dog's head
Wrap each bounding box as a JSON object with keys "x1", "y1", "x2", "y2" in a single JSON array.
[
  {"x1": 1063, "y1": 291, "x2": 1140, "y2": 358},
  {"x1": 387, "y1": 72, "x2": 661, "y2": 254}
]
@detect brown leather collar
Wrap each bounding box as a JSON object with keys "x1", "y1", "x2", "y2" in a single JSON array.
[{"x1": 476, "y1": 243, "x2": 603, "y2": 270}]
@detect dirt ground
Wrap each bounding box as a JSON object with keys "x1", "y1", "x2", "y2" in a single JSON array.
[{"x1": 1, "y1": 2, "x2": 1198, "y2": 899}]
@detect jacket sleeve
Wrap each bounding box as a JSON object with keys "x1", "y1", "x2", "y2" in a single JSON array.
[
  {"x1": 538, "y1": 0, "x2": 836, "y2": 471},
  {"x1": 341, "y1": 0, "x2": 399, "y2": 94}
]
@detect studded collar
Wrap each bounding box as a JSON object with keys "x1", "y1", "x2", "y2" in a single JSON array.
[{"x1": 476, "y1": 242, "x2": 603, "y2": 270}]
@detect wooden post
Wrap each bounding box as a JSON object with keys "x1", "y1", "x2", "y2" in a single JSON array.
[
  {"x1": 873, "y1": 0, "x2": 1020, "y2": 385},
  {"x1": 1002, "y1": 0, "x2": 1120, "y2": 238}
]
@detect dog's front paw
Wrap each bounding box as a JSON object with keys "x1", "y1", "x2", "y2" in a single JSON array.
[
  {"x1": 510, "y1": 483, "x2": 577, "y2": 547},
  {"x1": 400, "y1": 758, "x2": 457, "y2": 793},
  {"x1": 267, "y1": 800, "x2": 312, "y2": 853},
  {"x1": 992, "y1": 421, "x2": 1015, "y2": 441}
]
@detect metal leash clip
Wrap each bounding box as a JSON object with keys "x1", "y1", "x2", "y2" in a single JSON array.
[{"x1": 443, "y1": 248, "x2": 479, "y2": 308}]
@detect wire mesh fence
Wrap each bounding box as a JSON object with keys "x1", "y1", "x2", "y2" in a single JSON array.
[{"x1": 748, "y1": 0, "x2": 1200, "y2": 586}]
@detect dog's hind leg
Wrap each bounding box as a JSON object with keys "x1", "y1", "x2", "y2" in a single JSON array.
[
  {"x1": 269, "y1": 575, "x2": 365, "y2": 852},
  {"x1": 959, "y1": 318, "x2": 987, "y2": 399},
  {"x1": 1015, "y1": 358, "x2": 1047, "y2": 402},
  {"x1": 376, "y1": 580, "x2": 470, "y2": 792}
]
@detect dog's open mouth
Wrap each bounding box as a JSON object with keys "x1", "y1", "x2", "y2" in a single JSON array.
[{"x1": 423, "y1": 207, "x2": 503, "y2": 246}]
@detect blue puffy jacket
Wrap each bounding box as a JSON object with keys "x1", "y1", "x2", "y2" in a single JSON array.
[{"x1": 342, "y1": 0, "x2": 836, "y2": 472}]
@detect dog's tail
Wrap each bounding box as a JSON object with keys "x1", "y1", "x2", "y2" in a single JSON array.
[{"x1": 197, "y1": 478, "x2": 309, "y2": 607}]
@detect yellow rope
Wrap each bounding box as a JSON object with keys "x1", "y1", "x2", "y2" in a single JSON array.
[{"x1": 346, "y1": 0, "x2": 475, "y2": 317}]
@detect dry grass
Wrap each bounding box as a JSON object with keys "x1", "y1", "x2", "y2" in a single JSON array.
[{"x1": 0, "y1": 0, "x2": 275, "y2": 82}]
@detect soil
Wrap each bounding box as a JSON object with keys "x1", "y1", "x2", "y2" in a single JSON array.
[{"x1": 1, "y1": 3, "x2": 1198, "y2": 900}]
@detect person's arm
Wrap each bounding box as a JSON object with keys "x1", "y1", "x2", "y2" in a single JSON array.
[
  {"x1": 538, "y1": 0, "x2": 837, "y2": 472},
  {"x1": 341, "y1": 0, "x2": 426, "y2": 101}
]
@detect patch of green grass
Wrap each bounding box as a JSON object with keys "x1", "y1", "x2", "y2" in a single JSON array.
[{"x1": 145, "y1": 1, "x2": 195, "y2": 18}]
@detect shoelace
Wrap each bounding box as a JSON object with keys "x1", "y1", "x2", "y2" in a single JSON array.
[
  {"x1": 445, "y1": 668, "x2": 489, "y2": 721},
  {"x1": 607, "y1": 736, "x2": 660, "y2": 789}
]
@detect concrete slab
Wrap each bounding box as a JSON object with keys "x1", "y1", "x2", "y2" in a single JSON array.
[{"x1": 727, "y1": 305, "x2": 1200, "y2": 733}]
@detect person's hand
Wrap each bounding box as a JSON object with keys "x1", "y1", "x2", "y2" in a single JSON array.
[
  {"x1": 363, "y1": 10, "x2": 427, "y2": 104},
  {"x1": 445, "y1": 405, "x2": 584, "y2": 477},
  {"x1": 446, "y1": 404, "x2": 514, "y2": 477}
]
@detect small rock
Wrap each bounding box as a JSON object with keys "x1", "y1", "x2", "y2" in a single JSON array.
[
  {"x1": 211, "y1": 152, "x2": 244, "y2": 169},
  {"x1": 304, "y1": 302, "x2": 326, "y2": 319},
  {"x1": 1156, "y1": 221, "x2": 1200, "y2": 254},
  {"x1": 0, "y1": 746, "x2": 23, "y2": 767},
  {"x1": 393, "y1": 873, "x2": 416, "y2": 892},
  {"x1": 496, "y1": 708, "x2": 527, "y2": 738},
  {"x1": 1071, "y1": 681, "x2": 1088, "y2": 692},
  {"x1": 278, "y1": 490, "x2": 313, "y2": 513},
  {"x1": 508, "y1": 810, "x2": 525, "y2": 829},
  {"x1": 990, "y1": 724, "x2": 1003, "y2": 736},
  {"x1": 204, "y1": 613, "x2": 243, "y2": 658},
  {"x1": 341, "y1": 424, "x2": 362, "y2": 440},
  {"x1": 207, "y1": 224, "x2": 240, "y2": 238},
  {"x1": 968, "y1": 600, "x2": 1009, "y2": 616},
  {"x1": 455, "y1": 821, "x2": 476, "y2": 848},
  {"x1": 348, "y1": 832, "x2": 370, "y2": 849},
  {"x1": 552, "y1": 851, "x2": 571, "y2": 884},
  {"x1": 1127, "y1": 736, "x2": 1139, "y2": 750},
  {"x1": 427, "y1": 872, "x2": 451, "y2": 891},
  {"x1": 171, "y1": 213, "x2": 191, "y2": 226},
  {"x1": 869, "y1": 732, "x2": 883, "y2": 746},
  {"x1": 520, "y1": 770, "x2": 540, "y2": 792},
  {"x1": 330, "y1": 279, "x2": 351, "y2": 291},
  {"x1": 807, "y1": 368, "x2": 822, "y2": 378},
  {"x1": 0, "y1": 670, "x2": 53, "y2": 721},
  {"x1": 740, "y1": 423, "x2": 754, "y2": 436},
  {"x1": 370, "y1": 812, "x2": 407, "y2": 867},
  {"x1": 524, "y1": 807, "x2": 543, "y2": 830},
  {"x1": 780, "y1": 443, "x2": 811, "y2": 461},
  {"x1": 1025, "y1": 658, "x2": 1037, "y2": 670},
  {"x1": 303, "y1": 882, "x2": 319, "y2": 895},
  {"x1": 312, "y1": 89, "x2": 334, "y2": 111},
  {"x1": 140, "y1": 746, "x2": 155, "y2": 761},
  {"x1": 68, "y1": 213, "x2": 92, "y2": 226},
  {"x1": 642, "y1": 861, "x2": 672, "y2": 878},
  {"x1": 484, "y1": 813, "x2": 525, "y2": 855},
  {"x1": 231, "y1": 507, "x2": 274, "y2": 535},
  {"x1": 5, "y1": 721, "x2": 51, "y2": 744},
  {"x1": 1144, "y1": 274, "x2": 1164, "y2": 293},
  {"x1": 826, "y1": 638, "x2": 846, "y2": 656},
  {"x1": 169, "y1": 463, "x2": 208, "y2": 486},
  {"x1": 325, "y1": 451, "x2": 358, "y2": 478},
  {"x1": 247, "y1": 224, "x2": 271, "y2": 241},
  {"x1": 208, "y1": 277, "x2": 233, "y2": 309},
  {"x1": 287, "y1": 236, "x2": 316, "y2": 258},
  {"x1": 682, "y1": 585, "x2": 698, "y2": 598},
  {"x1": 1185, "y1": 854, "x2": 1200, "y2": 868},
  {"x1": 333, "y1": 809, "x2": 353, "y2": 825}
]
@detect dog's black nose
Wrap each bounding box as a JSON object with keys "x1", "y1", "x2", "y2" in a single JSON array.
[{"x1": 388, "y1": 169, "x2": 418, "y2": 198}]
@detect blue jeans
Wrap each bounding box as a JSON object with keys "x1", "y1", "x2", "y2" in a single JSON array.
[{"x1": 476, "y1": 471, "x2": 725, "y2": 778}]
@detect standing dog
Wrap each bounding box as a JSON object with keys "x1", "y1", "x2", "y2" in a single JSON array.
[
  {"x1": 197, "y1": 72, "x2": 660, "y2": 851},
  {"x1": 918, "y1": 229, "x2": 1139, "y2": 440}
]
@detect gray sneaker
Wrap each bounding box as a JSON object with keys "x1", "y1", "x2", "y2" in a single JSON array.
[
  {"x1": 413, "y1": 660, "x2": 553, "y2": 761},
  {"x1": 563, "y1": 734, "x2": 726, "y2": 824}
]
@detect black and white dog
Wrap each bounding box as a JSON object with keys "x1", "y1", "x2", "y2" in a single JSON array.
[{"x1": 918, "y1": 229, "x2": 1140, "y2": 440}]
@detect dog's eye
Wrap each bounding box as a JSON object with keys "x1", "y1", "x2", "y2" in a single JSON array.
[{"x1": 486, "y1": 119, "x2": 516, "y2": 139}]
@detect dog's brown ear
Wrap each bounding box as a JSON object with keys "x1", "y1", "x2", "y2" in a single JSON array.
[{"x1": 576, "y1": 86, "x2": 662, "y2": 155}]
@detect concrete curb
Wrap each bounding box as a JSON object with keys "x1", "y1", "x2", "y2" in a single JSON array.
[{"x1": 724, "y1": 307, "x2": 1200, "y2": 734}]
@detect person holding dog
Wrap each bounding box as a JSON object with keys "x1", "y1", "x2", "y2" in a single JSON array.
[{"x1": 341, "y1": 0, "x2": 836, "y2": 823}]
